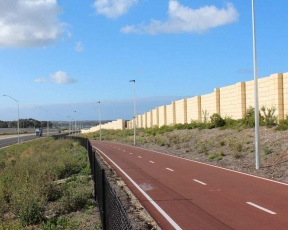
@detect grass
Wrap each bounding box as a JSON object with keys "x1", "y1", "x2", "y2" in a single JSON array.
[
  {"x1": 263, "y1": 146, "x2": 272, "y2": 155},
  {"x1": 0, "y1": 138, "x2": 96, "y2": 229}
]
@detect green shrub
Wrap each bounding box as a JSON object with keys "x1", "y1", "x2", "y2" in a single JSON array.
[
  {"x1": 263, "y1": 146, "x2": 272, "y2": 155},
  {"x1": 216, "y1": 156, "x2": 223, "y2": 161},
  {"x1": 210, "y1": 114, "x2": 225, "y2": 128},
  {"x1": 219, "y1": 140, "x2": 225, "y2": 146},
  {"x1": 236, "y1": 143, "x2": 243, "y2": 152},
  {"x1": 208, "y1": 153, "x2": 217, "y2": 160},
  {"x1": 232, "y1": 152, "x2": 242, "y2": 159},
  {"x1": 276, "y1": 116, "x2": 288, "y2": 131},
  {"x1": 242, "y1": 107, "x2": 255, "y2": 127},
  {"x1": 12, "y1": 191, "x2": 44, "y2": 226},
  {"x1": 260, "y1": 106, "x2": 277, "y2": 127},
  {"x1": 41, "y1": 216, "x2": 79, "y2": 230},
  {"x1": 202, "y1": 110, "x2": 209, "y2": 123},
  {"x1": 60, "y1": 182, "x2": 91, "y2": 213}
]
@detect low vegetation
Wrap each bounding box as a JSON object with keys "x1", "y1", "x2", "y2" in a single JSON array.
[
  {"x1": 0, "y1": 138, "x2": 100, "y2": 229},
  {"x1": 81, "y1": 107, "x2": 288, "y2": 170}
]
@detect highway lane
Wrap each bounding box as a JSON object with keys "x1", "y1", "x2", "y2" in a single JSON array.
[
  {"x1": 91, "y1": 141, "x2": 288, "y2": 230},
  {"x1": 0, "y1": 132, "x2": 60, "y2": 148}
]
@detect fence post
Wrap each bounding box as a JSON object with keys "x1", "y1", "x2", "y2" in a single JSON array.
[
  {"x1": 102, "y1": 169, "x2": 106, "y2": 230},
  {"x1": 92, "y1": 151, "x2": 97, "y2": 201}
]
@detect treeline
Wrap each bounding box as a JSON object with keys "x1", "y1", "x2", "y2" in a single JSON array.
[{"x1": 0, "y1": 118, "x2": 53, "y2": 128}]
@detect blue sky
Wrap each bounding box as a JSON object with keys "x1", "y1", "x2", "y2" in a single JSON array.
[{"x1": 0, "y1": 0, "x2": 287, "y2": 121}]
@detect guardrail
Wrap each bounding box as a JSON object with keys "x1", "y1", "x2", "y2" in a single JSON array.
[{"x1": 52, "y1": 134, "x2": 133, "y2": 230}]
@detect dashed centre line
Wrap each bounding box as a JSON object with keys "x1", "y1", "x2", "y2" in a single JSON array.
[
  {"x1": 130, "y1": 153, "x2": 133, "y2": 155},
  {"x1": 138, "y1": 156, "x2": 142, "y2": 158},
  {"x1": 123, "y1": 150, "x2": 126, "y2": 152},
  {"x1": 166, "y1": 168, "x2": 174, "y2": 172},
  {"x1": 246, "y1": 202, "x2": 276, "y2": 215},
  {"x1": 150, "y1": 161, "x2": 155, "y2": 164},
  {"x1": 193, "y1": 179, "x2": 207, "y2": 185}
]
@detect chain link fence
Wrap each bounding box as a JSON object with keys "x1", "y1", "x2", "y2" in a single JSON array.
[{"x1": 53, "y1": 134, "x2": 134, "y2": 230}]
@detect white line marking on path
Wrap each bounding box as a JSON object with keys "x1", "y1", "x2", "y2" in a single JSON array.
[
  {"x1": 95, "y1": 148, "x2": 182, "y2": 230},
  {"x1": 193, "y1": 179, "x2": 207, "y2": 185},
  {"x1": 130, "y1": 153, "x2": 133, "y2": 155},
  {"x1": 138, "y1": 156, "x2": 142, "y2": 158},
  {"x1": 123, "y1": 150, "x2": 126, "y2": 152},
  {"x1": 246, "y1": 202, "x2": 276, "y2": 215},
  {"x1": 150, "y1": 161, "x2": 155, "y2": 164},
  {"x1": 166, "y1": 168, "x2": 174, "y2": 171},
  {"x1": 117, "y1": 143, "x2": 288, "y2": 187}
]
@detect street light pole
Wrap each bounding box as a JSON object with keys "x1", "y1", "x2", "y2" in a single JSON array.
[
  {"x1": 129, "y1": 80, "x2": 136, "y2": 146},
  {"x1": 252, "y1": 0, "x2": 260, "y2": 169},
  {"x1": 3, "y1": 95, "x2": 20, "y2": 144},
  {"x1": 39, "y1": 107, "x2": 49, "y2": 137},
  {"x1": 74, "y1": 111, "x2": 77, "y2": 136},
  {"x1": 67, "y1": 116, "x2": 70, "y2": 135},
  {"x1": 97, "y1": 101, "x2": 102, "y2": 141}
]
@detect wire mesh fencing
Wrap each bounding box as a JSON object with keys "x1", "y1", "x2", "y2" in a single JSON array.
[{"x1": 52, "y1": 134, "x2": 134, "y2": 230}]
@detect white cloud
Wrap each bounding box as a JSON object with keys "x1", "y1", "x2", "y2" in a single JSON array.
[
  {"x1": 67, "y1": 31, "x2": 73, "y2": 38},
  {"x1": 93, "y1": 0, "x2": 138, "y2": 19},
  {"x1": 120, "y1": 0, "x2": 239, "y2": 34},
  {"x1": 50, "y1": 71, "x2": 76, "y2": 84},
  {"x1": 74, "y1": 41, "x2": 84, "y2": 52},
  {"x1": 0, "y1": 0, "x2": 65, "y2": 48},
  {"x1": 34, "y1": 77, "x2": 47, "y2": 83}
]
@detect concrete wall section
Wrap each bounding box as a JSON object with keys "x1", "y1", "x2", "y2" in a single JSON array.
[
  {"x1": 152, "y1": 108, "x2": 159, "y2": 127},
  {"x1": 83, "y1": 72, "x2": 288, "y2": 131},
  {"x1": 166, "y1": 102, "x2": 176, "y2": 125},
  {"x1": 187, "y1": 96, "x2": 201, "y2": 122},
  {"x1": 146, "y1": 111, "x2": 152, "y2": 128},
  {"x1": 175, "y1": 99, "x2": 187, "y2": 124},
  {"x1": 201, "y1": 88, "x2": 220, "y2": 122},
  {"x1": 220, "y1": 82, "x2": 246, "y2": 119},
  {"x1": 158, "y1": 105, "x2": 167, "y2": 127},
  {"x1": 81, "y1": 119, "x2": 125, "y2": 133},
  {"x1": 246, "y1": 73, "x2": 284, "y2": 119},
  {"x1": 283, "y1": 72, "x2": 288, "y2": 117},
  {"x1": 136, "y1": 115, "x2": 142, "y2": 128}
]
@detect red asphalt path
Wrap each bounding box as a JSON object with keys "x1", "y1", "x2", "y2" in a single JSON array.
[{"x1": 91, "y1": 140, "x2": 288, "y2": 230}]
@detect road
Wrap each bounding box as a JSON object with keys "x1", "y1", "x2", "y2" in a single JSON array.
[
  {"x1": 91, "y1": 141, "x2": 288, "y2": 230},
  {"x1": 0, "y1": 132, "x2": 59, "y2": 148}
]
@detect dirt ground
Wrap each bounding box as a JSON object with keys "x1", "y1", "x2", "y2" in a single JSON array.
[
  {"x1": 93, "y1": 126, "x2": 288, "y2": 229},
  {"x1": 136, "y1": 126, "x2": 288, "y2": 183}
]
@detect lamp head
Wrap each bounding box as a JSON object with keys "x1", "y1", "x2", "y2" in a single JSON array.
[{"x1": 129, "y1": 80, "x2": 135, "y2": 82}]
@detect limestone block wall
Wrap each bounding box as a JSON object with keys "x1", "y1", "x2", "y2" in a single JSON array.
[
  {"x1": 166, "y1": 102, "x2": 175, "y2": 125},
  {"x1": 284, "y1": 73, "x2": 288, "y2": 117},
  {"x1": 81, "y1": 119, "x2": 125, "y2": 133},
  {"x1": 246, "y1": 73, "x2": 284, "y2": 120},
  {"x1": 142, "y1": 113, "x2": 147, "y2": 128},
  {"x1": 201, "y1": 88, "x2": 220, "y2": 121},
  {"x1": 175, "y1": 99, "x2": 187, "y2": 124},
  {"x1": 158, "y1": 105, "x2": 167, "y2": 127},
  {"x1": 147, "y1": 111, "x2": 152, "y2": 128},
  {"x1": 220, "y1": 82, "x2": 246, "y2": 119},
  {"x1": 126, "y1": 72, "x2": 288, "y2": 130},
  {"x1": 151, "y1": 108, "x2": 158, "y2": 127},
  {"x1": 136, "y1": 115, "x2": 142, "y2": 128},
  {"x1": 187, "y1": 96, "x2": 201, "y2": 122}
]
